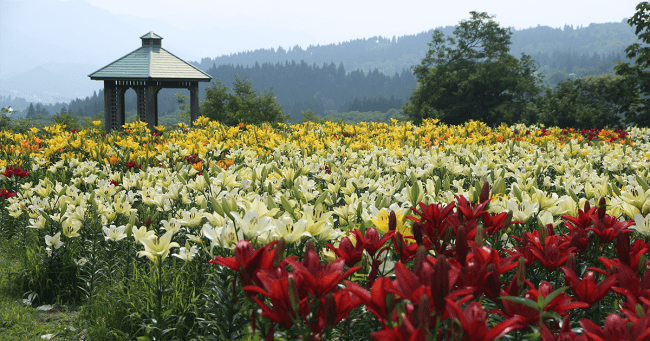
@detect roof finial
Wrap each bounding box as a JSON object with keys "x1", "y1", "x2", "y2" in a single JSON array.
[{"x1": 140, "y1": 31, "x2": 163, "y2": 48}]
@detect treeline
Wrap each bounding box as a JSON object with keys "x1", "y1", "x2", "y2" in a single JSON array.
[
  {"x1": 193, "y1": 21, "x2": 635, "y2": 77},
  {"x1": 204, "y1": 61, "x2": 415, "y2": 120},
  {"x1": 14, "y1": 62, "x2": 416, "y2": 123}
]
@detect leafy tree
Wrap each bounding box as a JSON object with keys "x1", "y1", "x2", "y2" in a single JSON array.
[
  {"x1": 52, "y1": 109, "x2": 81, "y2": 131},
  {"x1": 403, "y1": 11, "x2": 543, "y2": 126},
  {"x1": 538, "y1": 74, "x2": 631, "y2": 129},
  {"x1": 201, "y1": 76, "x2": 287, "y2": 126},
  {"x1": 615, "y1": 2, "x2": 650, "y2": 126}
]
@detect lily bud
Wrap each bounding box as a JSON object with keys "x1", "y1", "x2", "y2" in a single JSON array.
[
  {"x1": 145, "y1": 216, "x2": 152, "y2": 228},
  {"x1": 456, "y1": 225, "x2": 468, "y2": 267},
  {"x1": 566, "y1": 253, "x2": 576, "y2": 273},
  {"x1": 238, "y1": 265, "x2": 252, "y2": 286},
  {"x1": 417, "y1": 294, "x2": 431, "y2": 336},
  {"x1": 616, "y1": 231, "x2": 631, "y2": 266},
  {"x1": 638, "y1": 254, "x2": 647, "y2": 274},
  {"x1": 474, "y1": 225, "x2": 484, "y2": 247},
  {"x1": 584, "y1": 200, "x2": 591, "y2": 213},
  {"x1": 414, "y1": 245, "x2": 426, "y2": 274},
  {"x1": 324, "y1": 292, "x2": 336, "y2": 327},
  {"x1": 450, "y1": 318, "x2": 464, "y2": 341},
  {"x1": 516, "y1": 256, "x2": 526, "y2": 289},
  {"x1": 432, "y1": 255, "x2": 449, "y2": 313},
  {"x1": 304, "y1": 240, "x2": 315, "y2": 267},
  {"x1": 521, "y1": 232, "x2": 529, "y2": 247},
  {"x1": 443, "y1": 225, "x2": 454, "y2": 246},
  {"x1": 273, "y1": 238, "x2": 286, "y2": 268},
  {"x1": 288, "y1": 277, "x2": 300, "y2": 314},
  {"x1": 503, "y1": 211, "x2": 513, "y2": 230},
  {"x1": 389, "y1": 211, "x2": 397, "y2": 232},
  {"x1": 597, "y1": 197, "x2": 607, "y2": 220},
  {"x1": 539, "y1": 224, "x2": 548, "y2": 246},
  {"x1": 413, "y1": 221, "x2": 423, "y2": 245},
  {"x1": 479, "y1": 181, "x2": 490, "y2": 204}
]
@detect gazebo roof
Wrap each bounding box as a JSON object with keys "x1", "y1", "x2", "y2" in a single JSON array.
[{"x1": 89, "y1": 32, "x2": 212, "y2": 81}]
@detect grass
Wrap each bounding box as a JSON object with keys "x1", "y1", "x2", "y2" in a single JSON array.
[{"x1": 0, "y1": 243, "x2": 80, "y2": 340}]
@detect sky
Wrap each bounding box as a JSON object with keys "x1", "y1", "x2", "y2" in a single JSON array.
[
  {"x1": 0, "y1": 0, "x2": 642, "y2": 102},
  {"x1": 82, "y1": 0, "x2": 637, "y2": 40}
]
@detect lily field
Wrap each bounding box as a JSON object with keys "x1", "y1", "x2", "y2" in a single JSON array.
[{"x1": 1, "y1": 117, "x2": 650, "y2": 340}]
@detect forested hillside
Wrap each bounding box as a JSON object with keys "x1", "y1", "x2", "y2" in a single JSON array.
[
  {"x1": 7, "y1": 20, "x2": 636, "y2": 123},
  {"x1": 194, "y1": 21, "x2": 634, "y2": 76}
]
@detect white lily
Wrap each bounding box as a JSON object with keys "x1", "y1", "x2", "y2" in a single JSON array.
[{"x1": 45, "y1": 232, "x2": 63, "y2": 249}]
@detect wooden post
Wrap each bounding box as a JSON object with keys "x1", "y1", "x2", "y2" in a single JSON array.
[
  {"x1": 104, "y1": 80, "x2": 117, "y2": 133},
  {"x1": 190, "y1": 82, "x2": 199, "y2": 126}
]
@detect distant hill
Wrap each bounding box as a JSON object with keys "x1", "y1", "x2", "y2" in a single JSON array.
[
  {"x1": 5, "y1": 20, "x2": 637, "y2": 122},
  {"x1": 192, "y1": 20, "x2": 635, "y2": 76}
]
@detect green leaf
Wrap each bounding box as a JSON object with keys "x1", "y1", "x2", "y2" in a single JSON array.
[
  {"x1": 541, "y1": 286, "x2": 569, "y2": 309},
  {"x1": 499, "y1": 296, "x2": 540, "y2": 311}
]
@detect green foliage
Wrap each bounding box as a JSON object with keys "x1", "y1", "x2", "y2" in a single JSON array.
[
  {"x1": 52, "y1": 109, "x2": 81, "y2": 131},
  {"x1": 201, "y1": 76, "x2": 287, "y2": 126},
  {"x1": 300, "y1": 109, "x2": 325, "y2": 123},
  {"x1": 615, "y1": 1, "x2": 650, "y2": 127},
  {"x1": 174, "y1": 93, "x2": 191, "y2": 123},
  {"x1": 538, "y1": 74, "x2": 631, "y2": 129},
  {"x1": 323, "y1": 108, "x2": 406, "y2": 124},
  {"x1": 403, "y1": 11, "x2": 544, "y2": 126}
]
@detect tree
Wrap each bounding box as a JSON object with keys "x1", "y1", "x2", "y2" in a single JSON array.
[
  {"x1": 27, "y1": 103, "x2": 36, "y2": 119},
  {"x1": 200, "y1": 76, "x2": 287, "y2": 126},
  {"x1": 403, "y1": 11, "x2": 543, "y2": 126},
  {"x1": 538, "y1": 74, "x2": 632, "y2": 129},
  {"x1": 52, "y1": 109, "x2": 81, "y2": 131},
  {"x1": 615, "y1": 2, "x2": 650, "y2": 126}
]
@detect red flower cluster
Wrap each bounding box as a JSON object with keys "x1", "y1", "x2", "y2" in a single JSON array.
[
  {"x1": 1, "y1": 166, "x2": 30, "y2": 179},
  {"x1": 0, "y1": 188, "x2": 16, "y2": 199},
  {"x1": 207, "y1": 182, "x2": 649, "y2": 340}
]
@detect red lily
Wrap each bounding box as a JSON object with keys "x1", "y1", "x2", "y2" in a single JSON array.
[
  {"x1": 541, "y1": 315, "x2": 587, "y2": 341},
  {"x1": 0, "y1": 188, "x2": 17, "y2": 199},
  {"x1": 562, "y1": 201, "x2": 596, "y2": 230},
  {"x1": 459, "y1": 245, "x2": 518, "y2": 301},
  {"x1": 483, "y1": 211, "x2": 520, "y2": 235},
  {"x1": 391, "y1": 232, "x2": 419, "y2": 263},
  {"x1": 284, "y1": 249, "x2": 360, "y2": 299},
  {"x1": 565, "y1": 224, "x2": 592, "y2": 254},
  {"x1": 560, "y1": 267, "x2": 617, "y2": 307},
  {"x1": 455, "y1": 195, "x2": 489, "y2": 222},
  {"x1": 580, "y1": 314, "x2": 650, "y2": 341},
  {"x1": 389, "y1": 258, "x2": 473, "y2": 319},
  {"x1": 498, "y1": 281, "x2": 589, "y2": 327},
  {"x1": 311, "y1": 289, "x2": 362, "y2": 337},
  {"x1": 345, "y1": 276, "x2": 396, "y2": 324},
  {"x1": 356, "y1": 227, "x2": 394, "y2": 259},
  {"x1": 407, "y1": 201, "x2": 456, "y2": 242},
  {"x1": 326, "y1": 235, "x2": 364, "y2": 267},
  {"x1": 370, "y1": 312, "x2": 426, "y2": 341},
  {"x1": 243, "y1": 273, "x2": 306, "y2": 329},
  {"x1": 587, "y1": 214, "x2": 634, "y2": 244},
  {"x1": 1, "y1": 166, "x2": 30, "y2": 178},
  {"x1": 447, "y1": 301, "x2": 525, "y2": 341},
  {"x1": 528, "y1": 234, "x2": 577, "y2": 271},
  {"x1": 208, "y1": 239, "x2": 279, "y2": 285}
]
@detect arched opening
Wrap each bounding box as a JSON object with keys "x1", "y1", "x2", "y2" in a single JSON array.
[
  {"x1": 157, "y1": 88, "x2": 191, "y2": 127},
  {"x1": 124, "y1": 88, "x2": 138, "y2": 123}
]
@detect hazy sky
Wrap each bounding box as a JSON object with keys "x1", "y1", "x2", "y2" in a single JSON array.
[
  {"x1": 83, "y1": 0, "x2": 638, "y2": 41},
  {"x1": 0, "y1": 0, "x2": 643, "y2": 102}
]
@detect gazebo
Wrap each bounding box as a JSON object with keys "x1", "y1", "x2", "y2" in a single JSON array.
[{"x1": 89, "y1": 32, "x2": 212, "y2": 132}]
